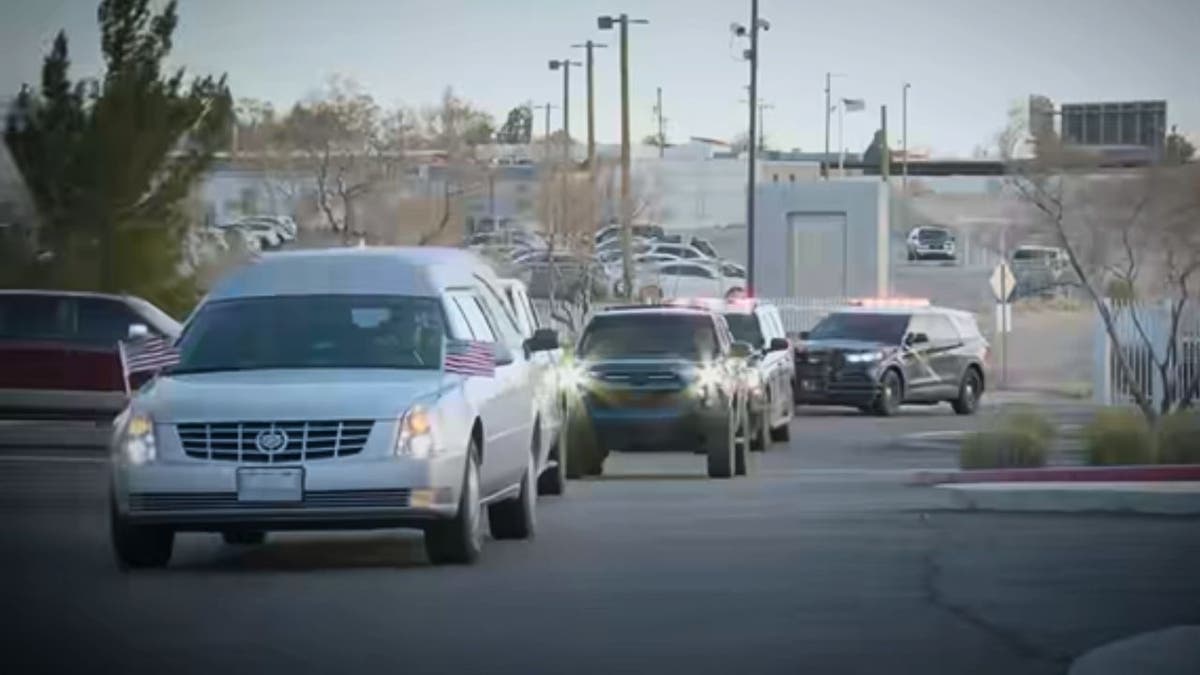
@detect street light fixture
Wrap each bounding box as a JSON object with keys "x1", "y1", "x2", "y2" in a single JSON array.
[{"x1": 598, "y1": 13, "x2": 649, "y2": 300}]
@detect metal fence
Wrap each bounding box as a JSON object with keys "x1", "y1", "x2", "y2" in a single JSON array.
[
  {"x1": 760, "y1": 297, "x2": 857, "y2": 335},
  {"x1": 1093, "y1": 300, "x2": 1200, "y2": 407}
]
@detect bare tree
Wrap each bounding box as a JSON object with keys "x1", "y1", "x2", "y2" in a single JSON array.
[{"x1": 1000, "y1": 105, "x2": 1200, "y2": 419}]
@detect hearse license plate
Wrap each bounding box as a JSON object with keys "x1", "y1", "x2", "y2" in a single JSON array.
[{"x1": 237, "y1": 468, "x2": 303, "y2": 502}]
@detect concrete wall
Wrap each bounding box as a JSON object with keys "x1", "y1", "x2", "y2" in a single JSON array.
[{"x1": 753, "y1": 180, "x2": 890, "y2": 298}]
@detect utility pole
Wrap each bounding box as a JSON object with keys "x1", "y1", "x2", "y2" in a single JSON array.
[
  {"x1": 823, "y1": 72, "x2": 831, "y2": 180},
  {"x1": 599, "y1": 13, "x2": 648, "y2": 299},
  {"x1": 654, "y1": 86, "x2": 665, "y2": 158},
  {"x1": 540, "y1": 102, "x2": 559, "y2": 142},
  {"x1": 572, "y1": 40, "x2": 607, "y2": 168},
  {"x1": 902, "y1": 82, "x2": 911, "y2": 193},
  {"x1": 732, "y1": 1, "x2": 767, "y2": 294},
  {"x1": 880, "y1": 105, "x2": 889, "y2": 182}
]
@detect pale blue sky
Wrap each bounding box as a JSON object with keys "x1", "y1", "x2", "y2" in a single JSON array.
[{"x1": 2, "y1": 0, "x2": 1197, "y2": 156}]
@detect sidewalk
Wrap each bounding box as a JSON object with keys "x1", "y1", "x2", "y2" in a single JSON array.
[{"x1": 938, "y1": 481, "x2": 1200, "y2": 515}]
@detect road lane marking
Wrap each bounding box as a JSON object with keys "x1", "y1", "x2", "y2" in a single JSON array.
[{"x1": 0, "y1": 454, "x2": 108, "y2": 464}]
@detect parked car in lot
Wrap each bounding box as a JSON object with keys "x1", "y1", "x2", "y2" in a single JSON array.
[
  {"x1": 1011, "y1": 244, "x2": 1074, "y2": 299},
  {"x1": 594, "y1": 223, "x2": 666, "y2": 245},
  {"x1": 563, "y1": 305, "x2": 754, "y2": 478},
  {"x1": 496, "y1": 277, "x2": 567, "y2": 495},
  {"x1": 109, "y1": 247, "x2": 559, "y2": 568},
  {"x1": 671, "y1": 298, "x2": 794, "y2": 449},
  {"x1": 634, "y1": 261, "x2": 745, "y2": 302},
  {"x1": 793, "y1": 305, "x2": 988, "y2": 416},
  {"x1": 0, "y1": 291, "x2": 180, "y2": 421},
  {"x1": 906, "y1": 226, "x2": 956, "y2": 261},
  {"x1": 606, "y1": 253, "x2": 681, "y2": 295},
  {"x1": 645, "y1": 242, "x2": 713, "y2": 261}
]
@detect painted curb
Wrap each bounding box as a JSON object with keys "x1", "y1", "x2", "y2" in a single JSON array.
[
  {"x1": 938, "y1": 483, "x2": 1200, "y2": 515},
  {"x1": 910, "y1": 465, "x2": 1200, "y2": 486}
]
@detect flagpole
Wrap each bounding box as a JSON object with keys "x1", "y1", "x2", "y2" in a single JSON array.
[{"x1": 117, "y1": 341, "x2": 131, "y2": 397}]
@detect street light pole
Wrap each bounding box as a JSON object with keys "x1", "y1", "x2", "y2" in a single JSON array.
[
  {"x1": 599, "y1": 13, "x2": 648, "y2": 300},
  {"x1": 823, "y1": 72, "x2": 831, "y2": 180},
  {"x1": 902, "y1": 82, "x2": 911, "y2": 193},
  {"x1": 549, "y1": 59, "x2": 582, "y2": 163},
  {"x1": 572, "y1": 40, "x2": 608, "y2": 168}
]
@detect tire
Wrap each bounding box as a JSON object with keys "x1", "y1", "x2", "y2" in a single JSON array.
[
  {"x1": 565, "y1": 400, "x2": 605, "y2": 478},
  {"x1": 769, "y1": 387, "x2": 793, "y2": 442},
  {"x1": 952, "y1": 368, "x2": 982, "y2": 415},
  {"x1": 749, "y1": 409, "x2": 769, "y2": 451},
  {"x1": 489, "y1": 451, "x2": 537, "y2": 540},
  {"x1": 734, "y1": 402, "x2": 750, "y2": 476},
  {"x1": 110, "y1": 499, "x2": 173, "y2": 569},
  {"x1": 222, "y1": 531, "x2": 267, "y2": 546},
  {"x1": 873, "y1": 370, "x2": 903, "y2": 417},
  {"x1": 537, "y1": 435, "x2": 566, "y2": 496},
  {"x1": 706, "y1": 408, "x2": 736, "y2": 479},
  {"x1": 424, "y1": 444, "x2": 483, "y2": 565}
]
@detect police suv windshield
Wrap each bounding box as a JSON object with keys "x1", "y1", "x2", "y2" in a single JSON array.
[
  {"x1": 808, "y1": 313, "x2": 911, "y2": 344},
  {"x1": 578, "y1": 314, "x2": 718, "y2": 361},
  {"x1": 173, "y1": 295, "x2": 444, "y2": 372}
]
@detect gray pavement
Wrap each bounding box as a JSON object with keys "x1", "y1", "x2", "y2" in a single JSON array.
[{"x1": 2, "y1": 405, "x2": 1198, "y2": 674}]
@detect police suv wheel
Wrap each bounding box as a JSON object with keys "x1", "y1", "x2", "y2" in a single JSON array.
[
  {"x1": 749, "y1": 410, "x2": 769, "y2": 452},
  {"x1": 734, "y1": 402, "x2": 750, "y2": 476},
  {"x1": 537, "y1": 436, "x2": 566, "y2": 496},
  {"x1": 952, "y1": 369, "x2": 982, "y2": 416},
  {"x1": 706, "y1": 410, "x2": 736, "y2": 479},
  {"x1": 873, "y1": 370, "x2": 902, "y2": 417}
]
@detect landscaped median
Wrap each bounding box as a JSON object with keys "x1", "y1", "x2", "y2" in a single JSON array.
[{"x1": 909, "y1": 406, "x2": 1200, "y2": 515}]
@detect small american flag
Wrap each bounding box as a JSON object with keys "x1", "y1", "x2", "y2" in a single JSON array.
[
  {"x1": 118, "y1": 336, "x2": 180, "y2": 394},
  {"x1": 443, "y1": 339, "x2": 495, "y2": 377}
]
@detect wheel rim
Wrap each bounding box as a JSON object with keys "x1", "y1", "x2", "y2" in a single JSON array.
[{"x1": 964, "y1": 376, "x2": 977, "y2": 407}]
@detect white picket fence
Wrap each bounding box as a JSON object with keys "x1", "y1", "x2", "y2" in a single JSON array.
[{"x1": 1093, "y1": 301, "x2": 1200, "y2": 407}]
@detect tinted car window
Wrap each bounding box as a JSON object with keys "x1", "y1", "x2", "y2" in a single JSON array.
[
  {"x1": 0, "y1": 294, "x2": 74, "y2": 344},
  {"x1": 453, "y1": 296, "x2": 496, "y2": 342},
  {"x1": 926, "y1": 315, "x2": 960, "y2": 342},
  {"x1": 578, "y1": 314, "x2": 718, "y2": 361},
  {"x1": 724, "y1": 313, "x2": 764, "y2": 348},
  {"x1": 175, "y1": 295, "x2": 444, "y2": 372},
  {"x1": 809, "y1": 313, "x2": 911, "y2": 344},
  {"x1": 77, "y1": 298, "x2": 140, "y2": 347}
]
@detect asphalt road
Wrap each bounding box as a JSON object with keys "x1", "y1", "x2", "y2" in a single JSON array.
[{"x1": 3, "y1": 404, "x2": 1198, "y2": 675}]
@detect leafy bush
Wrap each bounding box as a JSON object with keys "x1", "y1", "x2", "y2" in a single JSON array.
[
  {"x1": 960, "y1": 430, "x2": 1049, "y2": 469},
  {"x1": 1002, "y1": 406, "x2": 1058, "y2": 444},
  {"x1": 1083, "y1": 409, "x2": 1155, "y2": 465},
  {"x1": 1157, "y1": 410, "x2": 1200, "y2": 464}
]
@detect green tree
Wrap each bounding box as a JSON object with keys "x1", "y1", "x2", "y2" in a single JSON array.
[
  {"x1": 3, "y1": 0, "x2": 231, "y2": 314},
  {"x1": 1165, "y1": 126, "x2": 1195, "y2": 165}
]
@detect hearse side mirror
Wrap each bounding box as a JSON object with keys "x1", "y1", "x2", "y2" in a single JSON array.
[
  {"x1": 525, "y1": 328, "x2": 560, "y2": 354},
  {"x1": 768, "y1": 337, "x2": 790, "y2": 352},
  {"x1": 905, "y1": 332, "x2": 929, "y2": 346},
  {"x1": 798, "y1": 331, "x2": 811, "y2": 340}
]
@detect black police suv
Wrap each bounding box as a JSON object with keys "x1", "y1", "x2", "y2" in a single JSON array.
[{"x1": 792, "y1": 307, "x2": 988, "y2": 416}]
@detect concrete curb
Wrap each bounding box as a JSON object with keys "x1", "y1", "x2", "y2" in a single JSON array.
[
  {"x1": 910, "y1": 465, "x2": 1200, "y2": 486},
  {"x1": 938, "y1": 482, "x2": 1200, "y2": 515},
  {"x1": 1069, "y1": 626, "x2": 1200, "y2": 675}
]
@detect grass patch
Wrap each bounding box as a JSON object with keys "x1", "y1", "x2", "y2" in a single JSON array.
[{"x1": 960, "y1": 408, "x2": 1055, "y2": 469}]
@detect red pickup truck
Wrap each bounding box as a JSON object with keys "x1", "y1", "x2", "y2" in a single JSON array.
[{"x1": 0, "y1": 291, "x2": 181, "y2": 421}]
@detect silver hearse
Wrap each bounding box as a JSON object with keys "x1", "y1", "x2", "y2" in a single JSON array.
[{"x1": 109, "y1": 247, "x2": 560, "y2": 568}]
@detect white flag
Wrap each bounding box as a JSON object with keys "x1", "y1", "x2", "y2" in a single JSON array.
[{"x1": 842, "y1": 98, "x2": 865, "y2": 112}]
